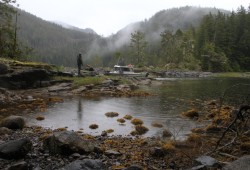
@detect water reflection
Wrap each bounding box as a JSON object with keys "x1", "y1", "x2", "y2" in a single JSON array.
[
  {"x1": 27, "y1": 77, "x2": 250, "y2": 138},
  {"x1": 77, "y1": 97, "x2": 83, "y2": 128}
]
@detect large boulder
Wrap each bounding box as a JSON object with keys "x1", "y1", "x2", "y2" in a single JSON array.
[
  {"x1": 43, "y1": 131, "x2": 97, "y2": 155},
  {"x1": 0, "y1": 138, "x2": 32, "y2": 159},
  {"x1": 222, "y1": 155, "x2": 250, "y2": 170},
  {"x1": 0, "y1": 69, "x2": 51, "y2": 89},
  {"x1": 0, "y1": 116, "x2": 25, "y2": 130},
  {"x1": 60, "y1": 159, "x2": 105, "y2": 170}
]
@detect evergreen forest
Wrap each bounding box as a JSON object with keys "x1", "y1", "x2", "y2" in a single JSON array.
[{"x1": 1, "y1": 0, "x2": 250, "y2": 72}]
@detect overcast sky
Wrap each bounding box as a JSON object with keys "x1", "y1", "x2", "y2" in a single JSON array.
[{"x1": 17, "y1": 0, "x2": 249, "y2": 37}]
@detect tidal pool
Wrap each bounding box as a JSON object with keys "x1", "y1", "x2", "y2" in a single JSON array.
[{"x1": 27, "y1": 77, "x2": 250, "y2": 138}]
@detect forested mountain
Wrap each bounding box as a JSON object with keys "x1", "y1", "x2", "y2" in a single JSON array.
[
  {"x1": 16, "y1": 9, "x2": 101, "y2": 66},
  {"x1": 101, "y1": 6, "x2": 225, "y2": 67},
  {"x1": 15, "y1": 6, "x2": 223, "y2": 67}
]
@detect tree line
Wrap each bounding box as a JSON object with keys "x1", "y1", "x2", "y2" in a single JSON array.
[
  {"x1": 126, "y1": 6, "x2": 250, "y2": 72},
  {"x1": 1, "y1": 1, "x2": 250, "y2": 72}
]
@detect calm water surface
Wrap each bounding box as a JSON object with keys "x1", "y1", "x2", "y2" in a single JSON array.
[{"x1": 27, "y1": 77, "x2": 250, "y2": 138}]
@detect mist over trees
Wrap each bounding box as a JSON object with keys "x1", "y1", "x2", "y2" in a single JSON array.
[{"x1": 1, "y1": 4, "x2": 250, "y2": 72}]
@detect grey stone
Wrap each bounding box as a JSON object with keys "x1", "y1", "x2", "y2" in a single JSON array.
[
  {"x1": 60, "y1": 159, "x2": 105, "y2": 170},
  {"x1": 72, "y1": 86, "x2": 87, "y2": 94},
  {"x1": 104, "y1": 149, "x2": 122, "y2": 156},
  {"x1": 0, "y1": 115, "x2": 25, "y2": 130},
  {"x1": 123, "y1": 164, "x2": 143, "y2": 170},
  {"x1": 43, "y1": 131, "x2": 97, "y2": 155},
  {"x1": 48, "y1": 83, "x2": 72, "y2": 92},
  {"x1": 222, "y1": 155, "x2": 250, "y2": 170},
  {"x1": 195, "y1": 155, "x2": 219, "y2": 167},
  {"x1": 0, "y1": 138, "x2": 32, "y2": 159},
  {"x1": 7, "y1": 161, "x2": 28, "y2": 170}
]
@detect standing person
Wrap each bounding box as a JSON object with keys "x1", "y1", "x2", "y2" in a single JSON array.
[{"x1": 77, "y1": 53, "x2": 83, "y2": 76}]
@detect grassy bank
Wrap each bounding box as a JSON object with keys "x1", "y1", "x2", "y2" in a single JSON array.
[{"x1": 212, "y1": 72, "x2": 250, "y2": 78}]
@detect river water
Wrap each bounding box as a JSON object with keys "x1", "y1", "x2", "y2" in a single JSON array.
[{"x1": 27, "y1": 77, "x2": 250, "y2": 138}]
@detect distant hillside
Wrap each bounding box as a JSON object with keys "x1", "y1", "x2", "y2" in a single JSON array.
[
  {"x1": 16, "y1": 9, "x2": 100, "y2": 66},
  {"x1": 16, "y1": 6, "x2": 229, "y2": 67},
  {"x1": 52, "y1": 21, "x2": 97, "y2": 34},
  {"x1": 108, "y1": 6, "x2": 228, "y2": 48}
]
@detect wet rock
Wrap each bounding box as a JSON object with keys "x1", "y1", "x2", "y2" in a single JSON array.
[
  {"x1": 72, "y1": 86, "x2": 87, "y2": 94},
  {"x1": 116, "y1": 84, "x2": 131, "y2": 91},
  {"x1": 188, "y1": 165, "x2": 206, "y2": 170},
  {"x1": 0, "y1": 138, "x2": 32, "y2": 159},
  {"x1": 0, "y1": 127, "x2": 13, "y2": 135},
  {"x1": 195, "y1": 155, "x2": 220, "y2": 168},
  {"x1": 149, "y1": 147, "x2": 165, "y2": 157},
  {"x1": 104, "y1": 149, "x2": 122, "y2": 156},
  {"x1": 222, "y1": 155, "x2": 250, "y2": 170},
  {"x1": 43, "y1": 131, "x2": 97, "y2": 155},
  {"x1": 101, "y1": 131, "x2": 108, "y2": 137},
  {"x1": 7, "y1": 161, "x2": 28, "y2": 170},
  {"x1": 48, "y1": 83, "x2": 72, "y2": 92},
  {"x1": 102, "y1": 79, "x2": 114, "y2": 86},
  {"x1": 2, "y1": 69, "x2": 51, "y2": 89},
  {"x1": 0, "y1": 115, "x2": 25, "y2": 130},
  {"x1": 123, "y1": 164, "x2": 143, "y2": 170},
  {"x1": 71, "y1": 153, "x2": 81, "y2": 159},
  {"x1": 162, "y1": 129, "x2": 172, "y2": 138},
  {"x1": 60, "y1": 159, "x2": 105, "y2": 170}
]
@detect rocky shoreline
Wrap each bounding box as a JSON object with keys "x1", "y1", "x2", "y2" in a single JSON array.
[{"x1": 1, "y1": 60, "x2": 250, "y2": 169}]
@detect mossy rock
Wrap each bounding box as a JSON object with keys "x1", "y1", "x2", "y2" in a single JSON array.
[
  {"x1": 182, "y1": 109, "x2": 199, "y2": 118},
  {"x1": 135, "y1": 125, "x2": 149, "y2": 135},
  {"x1": 123, "y1": 115, "x2": 133, "y2": 120},
  {"x1": 131, "y1": 118, "x2": 144, "y2": 125},
  {"x1": 89, "y1": 124, "x2": 99, "y2": 129},
  {"x1": 105, "y1": 112, "x2": 119, "y2": 117}
]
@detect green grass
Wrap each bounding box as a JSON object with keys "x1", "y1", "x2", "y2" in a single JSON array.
[
  {"x1": 0, "y1": 57, "x2": 55, "y2": 70},
  {"x1": 213, "y1": 72, "x2": 250, "y2": 78}
]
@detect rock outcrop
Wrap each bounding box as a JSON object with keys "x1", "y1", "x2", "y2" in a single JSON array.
[
  {"x1": 0, "y1": 115, "x2": 26, "y2": 130},
  {"x1": 0, "y1": 138, "x2": 32, "y2": 159},
  {"x1": 60, "y1": 159, "x2": 105, "y2": 170},
  {"x1": 43, "y1": 131, "x2": 97, "y2": 155}
]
